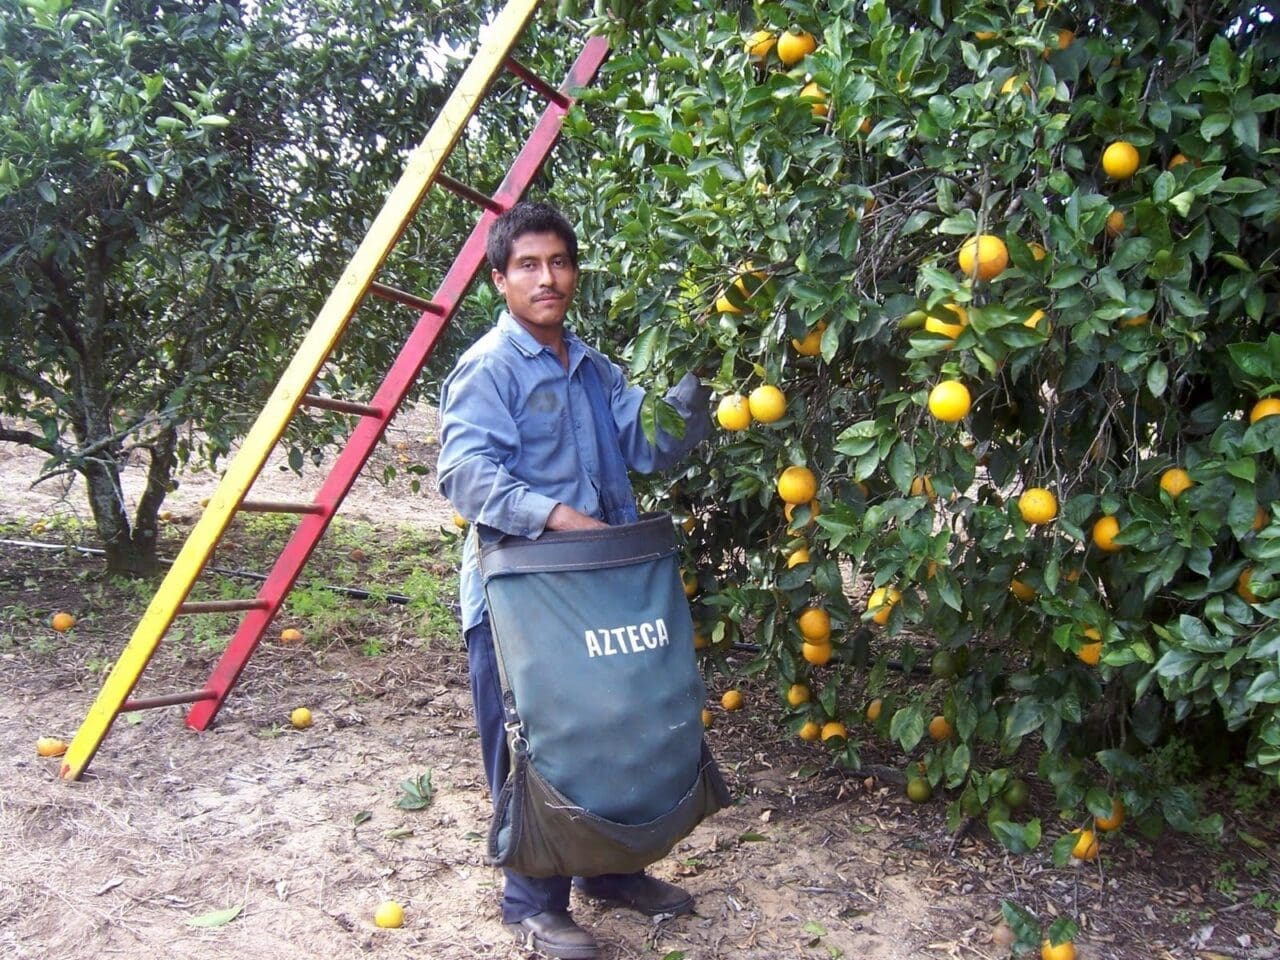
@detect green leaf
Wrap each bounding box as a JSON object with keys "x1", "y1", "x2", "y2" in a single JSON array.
[
  {"x1": 1147, "y1": 360, "x2": 1168, "y2": 398},
  {"x1": 395, "y1": 770, "x2": 434, "y2": 811},
  {"x1": 185, "y1": 904, "x2": 243, "y2": 928}
]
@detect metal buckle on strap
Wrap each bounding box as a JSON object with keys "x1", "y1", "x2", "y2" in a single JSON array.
[{"x1": 505, "y1": 720, "x2": 528, "y2": 755}]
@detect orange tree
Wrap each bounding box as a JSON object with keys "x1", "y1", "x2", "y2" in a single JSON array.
[{"x1": 558, "y1": 0, "x2": 1280, "y2": 846}]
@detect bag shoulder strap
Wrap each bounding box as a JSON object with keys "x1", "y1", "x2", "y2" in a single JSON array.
[{"x1": 579, "y1": 354, "x2": 639, "y2": 526}]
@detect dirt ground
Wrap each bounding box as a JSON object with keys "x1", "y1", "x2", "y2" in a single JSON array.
[{"x1": 1, "y1": 407, "x2": 1278, "y2": 960}]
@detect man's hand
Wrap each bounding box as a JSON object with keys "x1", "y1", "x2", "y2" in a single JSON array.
[{"x1": 545, "y1": 503, "x2": 608, "y2": 531}]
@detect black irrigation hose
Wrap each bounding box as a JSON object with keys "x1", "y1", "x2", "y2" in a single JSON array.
[{"x1": 0, "y1": 538, "x2": 419, "y2": 606}]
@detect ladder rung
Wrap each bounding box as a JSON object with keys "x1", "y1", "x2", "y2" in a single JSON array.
[
  {"x1": 123, "y1": 689, "x2": 218, "y2": 712},
  {"x1": 368, "y1": 281, "x2": 445, "y2": 315},
  {"x1": 301, "y1": 394, "x2": 386, "y2": 418},
  {"x1": 178, "y1": 599, "x2": 270, "y2": 615},
  {"x1": 436, "y1": 173, "x2": 506, "y2": 214},
  {"x1": 239, "y1": 500, "x2": 327, "y2": 515},
  {"x1": 504, "y1": 57, "x2": 570, "y2": 107}
]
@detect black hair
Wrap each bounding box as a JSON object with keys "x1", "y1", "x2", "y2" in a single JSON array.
[{"x1": 486, "y1": 201, "x2": 579, "y2": 274}]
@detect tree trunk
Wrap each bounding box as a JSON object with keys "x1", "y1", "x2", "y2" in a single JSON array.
[{"x1": 82, "y1": 454, "x2": 161, "y2": 577}]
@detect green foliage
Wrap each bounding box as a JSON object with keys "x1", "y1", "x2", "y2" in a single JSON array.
[
  {"x1": 395, "y1": 770, "x2": 435, "y2": 810},
  {"x1": 554, "y1": 0, "x2": 1280, "y2": 843}
]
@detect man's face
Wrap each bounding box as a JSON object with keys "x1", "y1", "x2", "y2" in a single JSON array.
[{"x1": 492, "y1": 231, "x2": 578, "y2": 340}]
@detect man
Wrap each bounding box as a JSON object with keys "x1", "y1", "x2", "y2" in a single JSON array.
[{"x1": 436, "y1": 201, "x2": 712, "y2": 960}]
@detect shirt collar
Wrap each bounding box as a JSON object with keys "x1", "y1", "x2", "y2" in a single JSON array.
[{"x1": 497, "y1": 310, "x2": 586, "y2": 371}]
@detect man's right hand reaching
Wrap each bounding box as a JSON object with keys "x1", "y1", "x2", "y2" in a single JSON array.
[{"x1": 546, "y1": 503, "x2": 609, "y2": 531}]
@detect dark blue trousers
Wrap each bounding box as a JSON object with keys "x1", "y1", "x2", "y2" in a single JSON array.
[{"x1": 466, "y1": 616, "x2": 640, "y2": 923}]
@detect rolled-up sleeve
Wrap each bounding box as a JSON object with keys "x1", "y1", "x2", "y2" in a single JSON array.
[
  {"x1": 608, "y1": 364, "x2": 712, "y2": 475},
  {"x1": 437, "y1": 357, "x2": 560, "y2": 539}
]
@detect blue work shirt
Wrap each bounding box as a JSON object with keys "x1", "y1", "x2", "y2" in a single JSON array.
[{"x1": 437, "y1": 310, "x2": 711, "y2": 632}]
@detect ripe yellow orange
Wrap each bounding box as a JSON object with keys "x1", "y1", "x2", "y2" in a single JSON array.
[
  {"x1": 802, "y1": 640, "x2": 833, "y2": 666},
  {"x1": 777, "y1": 465, "x2": 818, "y2": 504},
  {"x1": 797, "y1": 606, "x2": 832, "y2": 641},
  {"x1": 858, "y1": 116, "x2": 873, "y2": 134},
  {"x1": 799, "y1": 81, "x2": 828, "y2": 117},
  {"x1": 786, "y1": 546, "x2": 810, "y2": 568},
  {"x1": 50, "y1": 612, "x2": 76, "y2": 632},
  {"x1": 1249, "y1": 397, "x2": 1280, "y2": 423},
  {"x1": 1168, "y1": 152, "x2": 1191, "y2": 169},
  {"x1": 1095, "y1": 798, "x2": 1125, "y2": 832},
  {"x1": 1041, "y1": 940, "x2": 1076, "y2": 960},
  {"x1": 36, "y1": 737, "x2": 68, "y2": 757},
  {"x1": 715, "y1": 291, "x2": 742, "y2": 315},
  {"x1": 748, "y1": 385, "x2": 787, "y2": 423},
  {"x1": 927, "y1": 380, "x2": 971, "y2": 422},
  {"x1": 1078, "y1": 630, "x2": 1103, "y2": 665},
  {"x1": 1018, "y1": 487, "x2": 1058, "y2": 525},
  {"x1": 924, "y1": 303, "x2": 968, "y2": 340},
  {"x1": 290, "y1": 707, "x2": 313, "y2": 729},
  {"x1": 701, "y1": 708, "x2": 713, "y2": 728},
  {"x1": 1254, "y1": 505, "x2": 1269, "y2": 532},
  {"x1": 721, "y1": 689, "x2": 744, "y2": 711},
  {"x1": 1102, "y1": 140, "x2": 1140, "y2": 180},
  {"x1": 786, "y1": 683, "x2": 810, "y2": 707},
  {"x1": 791, "y1": 320, "x2": 826, "y2": 356},
  {"x1": 717, "y1": 394, "x2": 753, "y2": 431},
  {"x1": 1024, "y1": 308, "x2": 1050, "y2": 333},
  {"x1": 1010, "y1": 578, "x2": 1037, "y2": 602},
  {"x1": 974, "y1": 30, "x2": 998, "y2": 41},
  {"x1": 1159, "y1": 467, "x2": 1193, "y2": 499},
  {"x1": 910, "y1": 475, "x2": 936, "y2": 500},
  {"x1": 693, "y1": 630, "x2": 711, "y2": 650},
  {"x1": 374, "y1": 900, "x2": 404, "y2": 929},
  {"x1": 280, "y1": 627, "x2": 304, "y2": 644},
  {"x1": 798, "y1": 720, "x2": 821, "y2": 741},
  {"x1": 452, "y1": 512, "x2": 468, "y2": 528},
  {"x1": 906, "y1": 777, "x2": 932, "y2": 803},
  {"x1": 1092, "y1": 515, "x2": 1122, "y2": 552},
  {"x1": 1238, "y1": 567, "x2": 1259, "y2": 603},
  {"x1": 1071, "y1": 827, "x2": 1099, "y2": 860},
  {"x1": 1119, "y1": 312, "x2": 1149, "y2": 328},
  {"x1": 867, "y1": 586, "x2": 901, "y2": 625},
  {"x1": 1050, "y1": 28, "x2": 1074, "y2": 51},
  {"x1": 957, "y1": 235, "x2": 1009, "y2": 281},
  {"x1": 1028, "y1": 241, "x2": 1048, "y2": 261},
  {"x1": 682, "y1": 569, "x2": 699, "y2": 598},
  {"x1": 776, "y1": 28, "x2": 817, "y2": 66},
  {"x1": 865, "y1": 698, "x2": 883, "y2": 723},
  {"x1": 784, "y1": 499, "x2": 821, "y2": 526},
  {"x1": 820, "y1": 720, "x2": 847, "y2": 742},
  {"x1": 1105, "y1": 209, "x2": 1126, "y2": 238},
  {"x1": 927, "y1": 715, "x2": 954, "y2": 741},
  {"x1": 1000, "y1": 74, "x2": 1030, "y2": 95},
  {"x1": 745, "y1": 29, "x2": 775, "y2": 59}
]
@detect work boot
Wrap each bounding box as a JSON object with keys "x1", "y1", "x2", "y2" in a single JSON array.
[
  {"x1": 504, "y1": 910, "x2": 600, "y2": 960},
  {"x1": 575, "y1": 873, "x2": 695, "y2": 916}
]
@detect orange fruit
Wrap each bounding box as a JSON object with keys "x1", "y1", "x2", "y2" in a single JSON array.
[
  {"x1": 1168, "y1": 152, "x2": 1191, "y2": 169},
  {"x1": 693, "y1": 630, "x2": 711, "y2": 650},
  {"x1": 776, "y1": 28, "x2": 817, "y2": 66},
  {"x1": 701, "y1": 708, "x2": 714, "y2": 728},
  {"x1": 820, "y1": 720, "x2": 847, "y2": 742},
  {"x1": 1249, "y1": 397, "x2": 1280, "y2": 423},
  {"x1": 791, "y1": 320, "x2": 827, "y2": 356},
  {"x1": 1001, "y1": 74, "x2": 1030, "y2": 95},
  {"x1": 452, "y1": 512, "x2": 468, "y2": 528},
  {"x1": 1159, "y1": 467, "x2": 1193, "y2": 499},
  {"x1": 50, "y1": 612, "x2": 76, "y2": 632},
  {"x1": 1254, "y1": 505, "x2": 1269, "y2": 532},
  {"x1": 906, "y1": 777, "x2": 932, "y2": 802},
  {"x1": 957, "y1": 235, "x2": 1009, "y2": 281},
  {"x1": 1018, "y1": 487, "x2": 1058, "y2": 524},
  {"x1": 865, "y1": 698, "x2": 883, "y2": 723},
  {"x1": 681, "y1": 569, "x2": 699, "y2": 598},
  {"x1": 923, "y1": 303, "x2": 968, "y2": 340},
  {"x1": 1095, "y1": 798, "x2": 1125, "y2": 832},
  {"x1": 1010, "y1": 578, "x2": 1037, "y2": 602},
  {"x1": 777, "y1": 465, "x2": 818, "y2": 504},
  {"x1": 1024, "y1": 308, "x2": 1050, "y2": 333},
  {"x1": 927, "y1": 715, "x2": 954, "y2": 741},
  {"x1": 348, "y1": 548, "x2": 367, "y2": 562},
  {"x1": 798, "y1": 720, "x2": 822, "y2": 741},
  {"x1": 867, "y1": 586, "x2": 901, "y2": 625},
  {"x1": 716, "y1": 394, "x2": 753, "y2": 431},
  {"x1": 290, "y1": 707, "x2": 313, "y2": 729},
  {"x1": 280, "y1": 627, "x2": 304, "y2": 644},
  {"x1": 927, "y1": 380, "x2": 971, "y2": 422},
  {"x1": 1028, "y1": 241, "x2": 1048, "y2": 261},
  {"x1": 974, "y1": 30, "x2": 998, "y2": 41},
  {"x1": 1071, "y1": 827, "x2": 1099, "y2": 860},
  {"x1": 784, "y1": 499, "x2": 821, "y2": 526},
  {"x1": 748, "y1": 385, "x2": 787, "y2": 423},
  {"x1": 36, "y1": 737, "x2": 68, "y2": 757},
  {"x1": 745, "y1": 29, "x2": 775, "y2": 60},
  {"x1": 714, "y1": 290, "x2": 743, "y2": 315},
  {"x1": 1092, "y1": 515, "x2": 1122, "y2": 552},
  {"x1": 1078, "y1": 635, "x2": 1102, "y2": 666},
  {"x1": 1041, "y1": 940, "x2": 1077, "y2": 960},
  {"x1": 786, "y1": 546, "x2": 811, "y2": 568},
  {"x1": 797, "y1": 606, "x2": 832, "y2": 641},
  {"x1": 1238, "y1": 567, "x2": 1259, "y2": 604},
  {"x1": 802, "y1": 641, "x2": 833, "y2": 666},
  {"x1": 786, "y1": 683, "x2": 810, "y2": 707},
  {"x1": 1120, "y1": 312, "x2": 1149, "y2": 328},
  {"x1": 721, "y1": 689, "x2": 744, "y2": 711},
  {"x1": 799, "y1": 81, "x2": 828, "y2": 117},
  {"x1": 858, "y1": 116, "x2": 873, "y2": 134},
  {"x1": 1105, "y1": 209, "x2": 1126, "y2": 237},
  {"x1": 910, "y1": 475, "x2": 936, "y2": 500},
  {"x1": 1050, "y1": 27, "x2": 1075, "y2": 51},
  {"x1": 1102, "y1": 140, "x2": 1140, "y2": 179},
  {"x1": 374, "y1": 900, "x2": 405, "y2": 929}
]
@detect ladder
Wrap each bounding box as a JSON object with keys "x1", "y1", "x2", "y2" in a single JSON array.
[{"x1": 60, "y1": 0, "x2": 610, "y2": 781}]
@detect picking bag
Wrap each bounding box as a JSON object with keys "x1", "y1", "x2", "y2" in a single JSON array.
[{"x1": 480, "y1": 512, "x2": 729, "y2": 878}]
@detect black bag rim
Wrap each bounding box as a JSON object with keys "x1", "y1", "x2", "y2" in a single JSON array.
[{"x1": 479, "y1": 511, "x2": 678, "y2": 579}]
